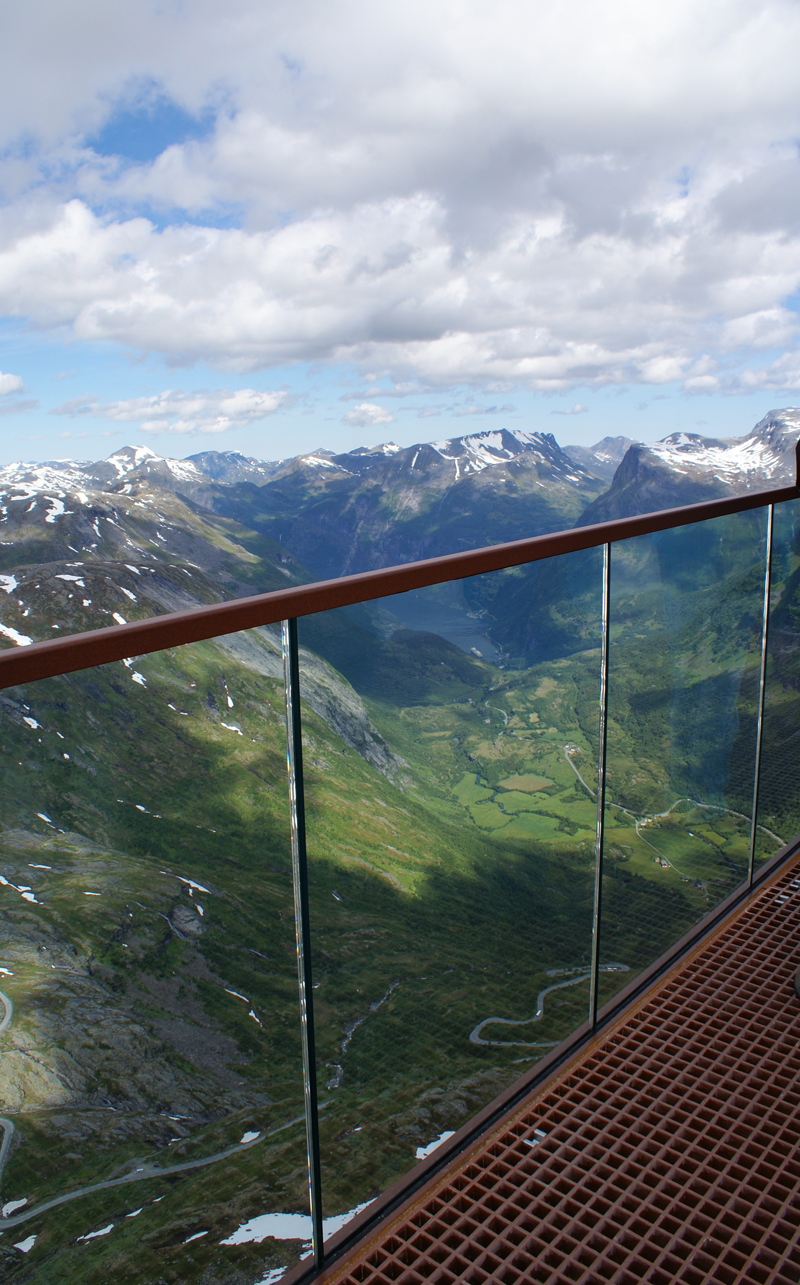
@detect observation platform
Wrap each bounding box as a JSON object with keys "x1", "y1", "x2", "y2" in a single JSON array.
[{"x1": 316, "y1": 856, "x2": 800, "y2": 1285}]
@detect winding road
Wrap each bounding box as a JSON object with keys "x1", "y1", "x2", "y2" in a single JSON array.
[
  {"x1": 561, "y1": 745, "x2": 784, "y2": 869},
  {"x1": 0, "y1": 979, "x2": 323, "y2": 1233},
  {"x1": 469, "y1": 964, "x2": 629, "y2": 1047},
  {"x1": 0, "y1": 1108, "x2": 318, "y2": 1233},
  {"x1": 485, "y1": 701, "x2": 508, "y2": 726}
]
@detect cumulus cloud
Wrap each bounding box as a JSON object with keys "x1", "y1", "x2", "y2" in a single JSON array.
[
  {"x1": 0, "y1": 371, "x2": 24, "y2": 395},
  {"x1": 0, "y1": 369, "x2": 35, "y2": 414},
  {"x1": 727, "y1": 356, "x2": 800, "y2": 393},
  {"x1": 3, "y1": 194, "x2": 799, "y2": 393},
  {"x1": 1, "y1": 1, "x2": 800, "y2": 393},
  {"x1": 342, "y1": 402, "x2": 396, "y2": 427},
  {"x1": 52, "y1": 386, "x2": 286, "y2": 434}
]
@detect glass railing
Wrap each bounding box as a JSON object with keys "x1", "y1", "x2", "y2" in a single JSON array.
[
  {"x1": 1, "y1": 485, "x2": 799, "y2": 1284},
  {"x1": 299, "y1": 548, "x2": 603, "y2": 1234},
  {"x1": 596, "y1": 508, "x2": 770, "y2": 1010},
  {"x1": 756, "y1": 497, "x2": 800, "y2": 862},
  {"x1": 0, "y1": 633, "x2": 314, "y2": 1284}
]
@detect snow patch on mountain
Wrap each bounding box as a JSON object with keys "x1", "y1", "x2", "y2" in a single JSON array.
[
  {"x1": 0, "y1": 623, "x2": 32, "y2": 646},
  {"x1": 0, "y1": 461, "x2": 92, "y2": 494},
  {"x1": 648, "y1": 409, "x2": 800, "y2": 485},
  {"x1": 105, "y1": 446, "x2": 161, "y2": 477},
  {"x1": 428, "y1": 428, "x2": 590, "y2": 484},
  {"x1": 302, "y1": 455, "x2": 340, "y2": 470}
]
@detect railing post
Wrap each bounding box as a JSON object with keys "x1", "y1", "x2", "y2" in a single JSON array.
[
  {"x1": 589, "y1": 543, "x2": 611, "y2": 1029},
  {"x1": 282, "y1": 617, "x2": 324, "y2": 1266},
  {"x1": 749, "y1": 506, "x2": 774, "y2": 887}
]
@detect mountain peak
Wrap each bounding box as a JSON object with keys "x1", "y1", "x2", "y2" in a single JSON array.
[
  {"x1": 428, "y1": 427, "x2": 570, "y2": 474},
  {"x1": 564, "y1": 436, "x2": 640, "y2": 481},
  {"x1": 577, "y1": 412, "x2": 800, "y2": 526},
  {"x1": 746, "y1": 408, "x2": 800, "y2": 454},
  {"x1": 101, "y1": 444, "x2": 162, "y2": 475},
  {"x1": 648, "y1": 423, "x2": 797, "y2": 482},
  {"x1": 349, "y1": 442, "x2": 402, "y2": 456}
]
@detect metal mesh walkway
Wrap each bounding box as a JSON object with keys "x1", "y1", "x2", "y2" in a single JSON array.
[{"x1": 323, "y1": 860, "x2": 800, "y2": 1284}]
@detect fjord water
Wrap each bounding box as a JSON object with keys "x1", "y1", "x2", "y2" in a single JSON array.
[
  {"x1": 598, "y1": 511, "x2": 768, "y2": 1010},
  {"x1": 299, "y1": 554, "x2": 605, "y2": 1230},
  {"x1": 0, "y1": 633, "x2": 311, "y2": 1285}
]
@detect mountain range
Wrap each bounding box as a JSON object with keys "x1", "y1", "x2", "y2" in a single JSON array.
[{"x1": 0, "y1": 409, "x2": 797, "y2": 657}]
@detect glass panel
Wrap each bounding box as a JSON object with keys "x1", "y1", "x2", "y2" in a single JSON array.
[
  {"x1": 0, "y1": 630, "x2": 310, "y2": 1285},
  {"x1": 756, "y1": 497, "x2": 800, "y2": 864},
  {"x1": 299, "y1": 550, "x2": 603, "y2": 1233},
  {"x1": 599, "y1": 511, "x2": 768, "y2": 1010}
]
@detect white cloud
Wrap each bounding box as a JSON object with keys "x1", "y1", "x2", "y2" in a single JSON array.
[
  {"x1": 552, "y1": 403, "x2": 588, "y2": 415},
  {"x1": 0, "y1": 371, "x2": 23, "y2": 395},
  {"x1": 455, "y1": 402, "x2": 516, "y2": 416},
  {"x1": 52, "y1": 386, "x2": 286, "y2": 434},
  {"x1": 343, "y1": 402, "x2": 396, "y2": 427},
  {"x1": 1, "y1": 2, "x2": 800, "y2": 394},
  {"x1": 728, "y1": 356, "x2": 800, "y2": 393},
  {"x1": 3, "y1": 193, "x2": 800, "y2": 394},
  {"x1": 341, "y1": 382, "x2": 429, "y2": 400}
]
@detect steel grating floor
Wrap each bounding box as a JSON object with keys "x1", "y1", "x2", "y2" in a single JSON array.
[{"x1": 322, "y1": 859, "x2": 800, "y2": 1285}]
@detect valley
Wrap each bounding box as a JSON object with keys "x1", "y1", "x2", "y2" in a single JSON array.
[
  {"x1": 0, "y1": 582, "x2": 782, "y2": 1281},
  {"x1": 0, "y1": 418, "x2": 799, "y2": 1282}
]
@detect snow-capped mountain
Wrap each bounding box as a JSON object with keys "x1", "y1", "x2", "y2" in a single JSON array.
[
  {"x1": 87, "y1": 443, "x2": 206, "y2": 488},
  {"x1": 244, "y1": 427, "x2": 595, "y2": 488},
  {"x1": 424, "y1": 428, "x2": 590, "y2": 483},
  {"x1": 0, "y1": 447, "x2": 306, "y2": 650},
  {"x1": 578, "y1": 410, "x2": 800, "y2": 526},
  {"x1": 648, "y1": 411, "x2": 800, "y2": 485},
  {"x1": 1, "y1": 412, "x2": 798, "y2": 653},
  {"x1": 187, "y1": 449, "x2": 285, "y2": 486},
  {"x1": 197, "y1": 427, "x2": 605, "y2": 578},
  {"x1": 0, "y1": 426, "x2": 620, "y2": 519}
]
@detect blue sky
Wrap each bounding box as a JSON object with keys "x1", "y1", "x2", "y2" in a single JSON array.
[
  {"x1": 1, "y1": 322, "x2": 790, "y2": 465},
  {"x1": 2, "y1": 1, "x2": 800, "y2": 465}
]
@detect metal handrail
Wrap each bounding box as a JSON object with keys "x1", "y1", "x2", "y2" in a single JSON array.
[{"x1": 0, "y1": 470, "x2": 797, "y2": 690}]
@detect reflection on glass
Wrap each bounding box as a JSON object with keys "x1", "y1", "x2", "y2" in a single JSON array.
[
  {"x1": 299, "y1": 550, "x2": 603, "y2": 1231},
  {"x1": 599, "y1": 512, "x2": 768, "y2": 1010},
  {"x1": 756, "y1": 498, "x2": 800, "y2": 864},
  {"x1": 0, "y1": 630, "x2": 311, "y2": 1284}
]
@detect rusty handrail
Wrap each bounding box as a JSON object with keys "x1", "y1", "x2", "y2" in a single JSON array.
[{"x1": 0, "y1": 478, "x2": 797, "y2": 690}]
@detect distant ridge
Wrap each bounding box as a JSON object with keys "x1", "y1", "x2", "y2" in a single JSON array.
[
  {"x1": 564, "y1": 436, "x2": 640, "y2": 482},
  {"x1": 578, "y1": 409, "x2": 800, "y2": 526},
  {"x1": 2, "y1": 413, "x2": 798, "y2": 587}
]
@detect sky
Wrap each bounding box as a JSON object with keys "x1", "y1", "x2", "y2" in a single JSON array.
[{"x1": 1, "y1": 0, "x2": 800, "y2": 466}]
